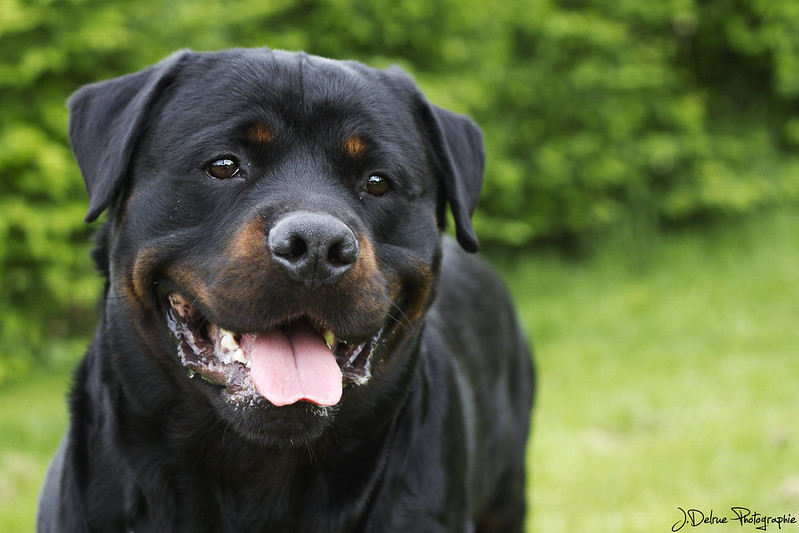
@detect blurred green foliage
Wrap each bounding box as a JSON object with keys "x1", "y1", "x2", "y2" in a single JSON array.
[{"x1": 2, "y1": 0, "x2": 799, "y2": 379}]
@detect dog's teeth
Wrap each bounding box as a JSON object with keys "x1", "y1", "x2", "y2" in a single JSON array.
[
  {"x1": 219, "y1": 328, "x2": 239, "y2": 352},
  {"x1": 231, "y1": 348, "x2": 247, "y2": 364},
  {"x1": 322, "y1": 329, "x2": 335, "y2": 350}
]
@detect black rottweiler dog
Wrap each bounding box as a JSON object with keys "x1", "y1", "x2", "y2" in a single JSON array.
[{"x1": 38, "y1": 48, "x2": 534, "y2": 532}]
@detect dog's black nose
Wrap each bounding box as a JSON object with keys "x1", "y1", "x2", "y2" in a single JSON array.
[{"x1": 268, "y1": 212, "x2": 359, "y2": 289}]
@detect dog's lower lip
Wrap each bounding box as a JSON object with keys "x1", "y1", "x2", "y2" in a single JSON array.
[{"x1": 164, "y1": 292, "x2": 376, "y2": 402}]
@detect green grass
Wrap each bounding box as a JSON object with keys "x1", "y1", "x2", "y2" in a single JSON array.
[
  {"x1": 502, "y1": 209, "x2": 799, "y2": 532},
  {"x1": 1, "y1": 210, "x2": 797, "y2": 532},
  {"x1": 0, "y1": 373, "x2": 70, "y2": 531}
]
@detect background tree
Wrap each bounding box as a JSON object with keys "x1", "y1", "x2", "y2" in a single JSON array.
[{"x1": 2, "y1": 0, "x2": 798, "y2": 380}]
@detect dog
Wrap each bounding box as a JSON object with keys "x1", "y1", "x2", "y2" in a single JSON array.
[{"x1": 38, "y1": 48, "x2": 534, "y2": 532}]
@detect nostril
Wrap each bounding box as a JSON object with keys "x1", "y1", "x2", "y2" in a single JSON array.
[
  {"x1": 328, "y1": 239, "x2": 358, "y2": 267},
  {"x1": 269, "y1": 233, "x2": 308, "y2": 263},
  {"x1": 286, "y1": 237, "x2": 307, "y2": 261},
  {"x1": 327, "y1": 243, "x2": 343, "y2": 266}
]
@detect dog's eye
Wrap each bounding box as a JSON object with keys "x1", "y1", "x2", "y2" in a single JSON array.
[
  {"x1": 365, "y1": 175, "x2": 389, "y2": 197},
  {"x1": 204, "y1": 159, "x2": 239, "y2": 180}
]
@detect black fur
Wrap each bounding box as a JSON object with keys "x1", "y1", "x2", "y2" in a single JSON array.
[{"x1": 38, "y1": 48, "x2": 534, "y2": 532}]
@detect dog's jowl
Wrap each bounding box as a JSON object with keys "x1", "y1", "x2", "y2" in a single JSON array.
[{"x1": 38, "y1": 48, "x2": 534, "y2": 533}]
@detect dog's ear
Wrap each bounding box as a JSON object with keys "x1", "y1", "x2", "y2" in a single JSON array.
[
  {"x1": 69, "y1": 51, "x2": 188, "y2": 222},
  {"x1": 420, "y1": 103, "x2": 485, "y2": 253}
]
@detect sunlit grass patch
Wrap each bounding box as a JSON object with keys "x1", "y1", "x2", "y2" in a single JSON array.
[
  {"x1": 0, "y1": 373, "x2": 70, "y2": 532},
  {"x1": 500, "y1": 210, "x2": 799, "y2": 532}
]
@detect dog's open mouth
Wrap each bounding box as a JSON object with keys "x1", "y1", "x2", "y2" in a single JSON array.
[{"x1": 165, "y1": 293, "x2": 375, "y2": 406}]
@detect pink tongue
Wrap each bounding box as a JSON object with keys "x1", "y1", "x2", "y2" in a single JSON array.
[{"x1": 248, "y1": 323, "x2": 342, "y2": 406}]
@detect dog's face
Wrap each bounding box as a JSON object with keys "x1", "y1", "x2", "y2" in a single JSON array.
[{"x1": 69, "y1": 49, "x2": 483, "y2": 446}]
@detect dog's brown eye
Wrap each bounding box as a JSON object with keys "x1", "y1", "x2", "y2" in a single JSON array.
[
  {"x1": 365, "y1": 175, "x2": 389, "y2": 197},
  {"x1": 205, "y1": 159, "x2": 239, "y2": 180}
]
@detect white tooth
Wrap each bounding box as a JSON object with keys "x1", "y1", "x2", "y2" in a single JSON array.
[
  {"x1": 322, "y1": 330, "x2": 335, "y2": 350},
  {"x1": 219, "y1": 329, "x2": 239, "y2": 353},
  {"x1": 232, "y1": 348, "x2": 246, "y2": 364}
]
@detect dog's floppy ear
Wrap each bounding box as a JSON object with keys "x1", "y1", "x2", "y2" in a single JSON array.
[
  {"x1": 69, "y1": 51, "x2": 188, "y2": 222},
  {"x1": 420, "y1": 103, "x2": 485, "y2": 253}
]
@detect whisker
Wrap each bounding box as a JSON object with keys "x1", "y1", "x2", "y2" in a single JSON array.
[
  {"x1": 378, "y1": 293, "x2": 417, "y2": 336},
  {"x1": 305, "y1": 441, "x2": 318, "y2": 467},
  {"x1": 204, "y1": 275, "x2": 238, "y2": 291}
]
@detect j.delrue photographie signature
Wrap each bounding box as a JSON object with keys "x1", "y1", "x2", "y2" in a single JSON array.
[{"x1": 672, "y1": 507, "x2": 797, "y2": 531}]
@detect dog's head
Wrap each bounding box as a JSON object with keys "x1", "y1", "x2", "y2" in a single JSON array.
[{"x1": 69, "y1": 49, "x2": 484, "y2": 446}]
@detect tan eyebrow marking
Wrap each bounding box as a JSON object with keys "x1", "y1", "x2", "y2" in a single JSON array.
[
  {"x1": 247, "y1": 123, "x2": 275, "y2": 144},
  {"x1": 343, "y1": 136, "x2": 366, "y2": 159}
]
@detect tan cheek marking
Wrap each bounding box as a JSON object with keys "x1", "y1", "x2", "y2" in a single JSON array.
[
  {"x1": 128, "y1": 249, "x2": 158, "y2": 308},
  {"x1": 226, "y1": 217, "x2": 268, "y2": 262},
  {"x1": 334, "y1": 236, "x2": 389, "y2": 316},
  {"x1": 344, "y1": 136, "x2": 366, "y2": 159},
  {"x1": 211, "y1": 217, "x2": 276, "y2": 308},
  {"x1": 164, "y1": 265, "x2": 214, "y2": 310},
  {"x1": 356, "y1": 235, "x2": 378, "y2": 270},
  {"x1": 128, "y1": 247, "x2": 215, "y2": 312},
  {"x1": 248, "y1": 123, "x2": 275, "y2": 144},
  {"x1": 351, "y1": 236, "x2": 383, "y2": 291},
  {"x1": 382, "y1": 251, "x2": 434, "y2": 326},
  {"x1": 403, "y1": 264, "x2": 434, "y2": 324}
]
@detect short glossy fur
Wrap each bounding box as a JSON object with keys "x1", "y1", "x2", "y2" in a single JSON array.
[{"x1": 38, "y1": 48, "x2": 534, "y2": 533}]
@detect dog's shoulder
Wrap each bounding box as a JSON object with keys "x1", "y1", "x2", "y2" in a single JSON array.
[
  {"x1": 433, "y1": 237, "x2": 519, "y2": 332},
  {"x1": 425, "y1": 236, "x2": 531, "y2": 395}
]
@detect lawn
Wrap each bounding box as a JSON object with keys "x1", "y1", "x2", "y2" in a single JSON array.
[
  {"x1": 1, "y1": 210, "x2": 797, "y2": 532},
  {"x1": 507, "y1": 210, "x2": 799, "y2": 532},
  {"x1": 0, "y1": 373, "x2": 70, "y2": 531}
]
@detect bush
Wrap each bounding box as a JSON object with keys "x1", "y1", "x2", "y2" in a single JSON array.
[
  {"x1": 2, "y1": 0, "x2": 799, "y2": 379},
  {"x1": 468, "y1": 0, "x2": 799, "y2": 245}
]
